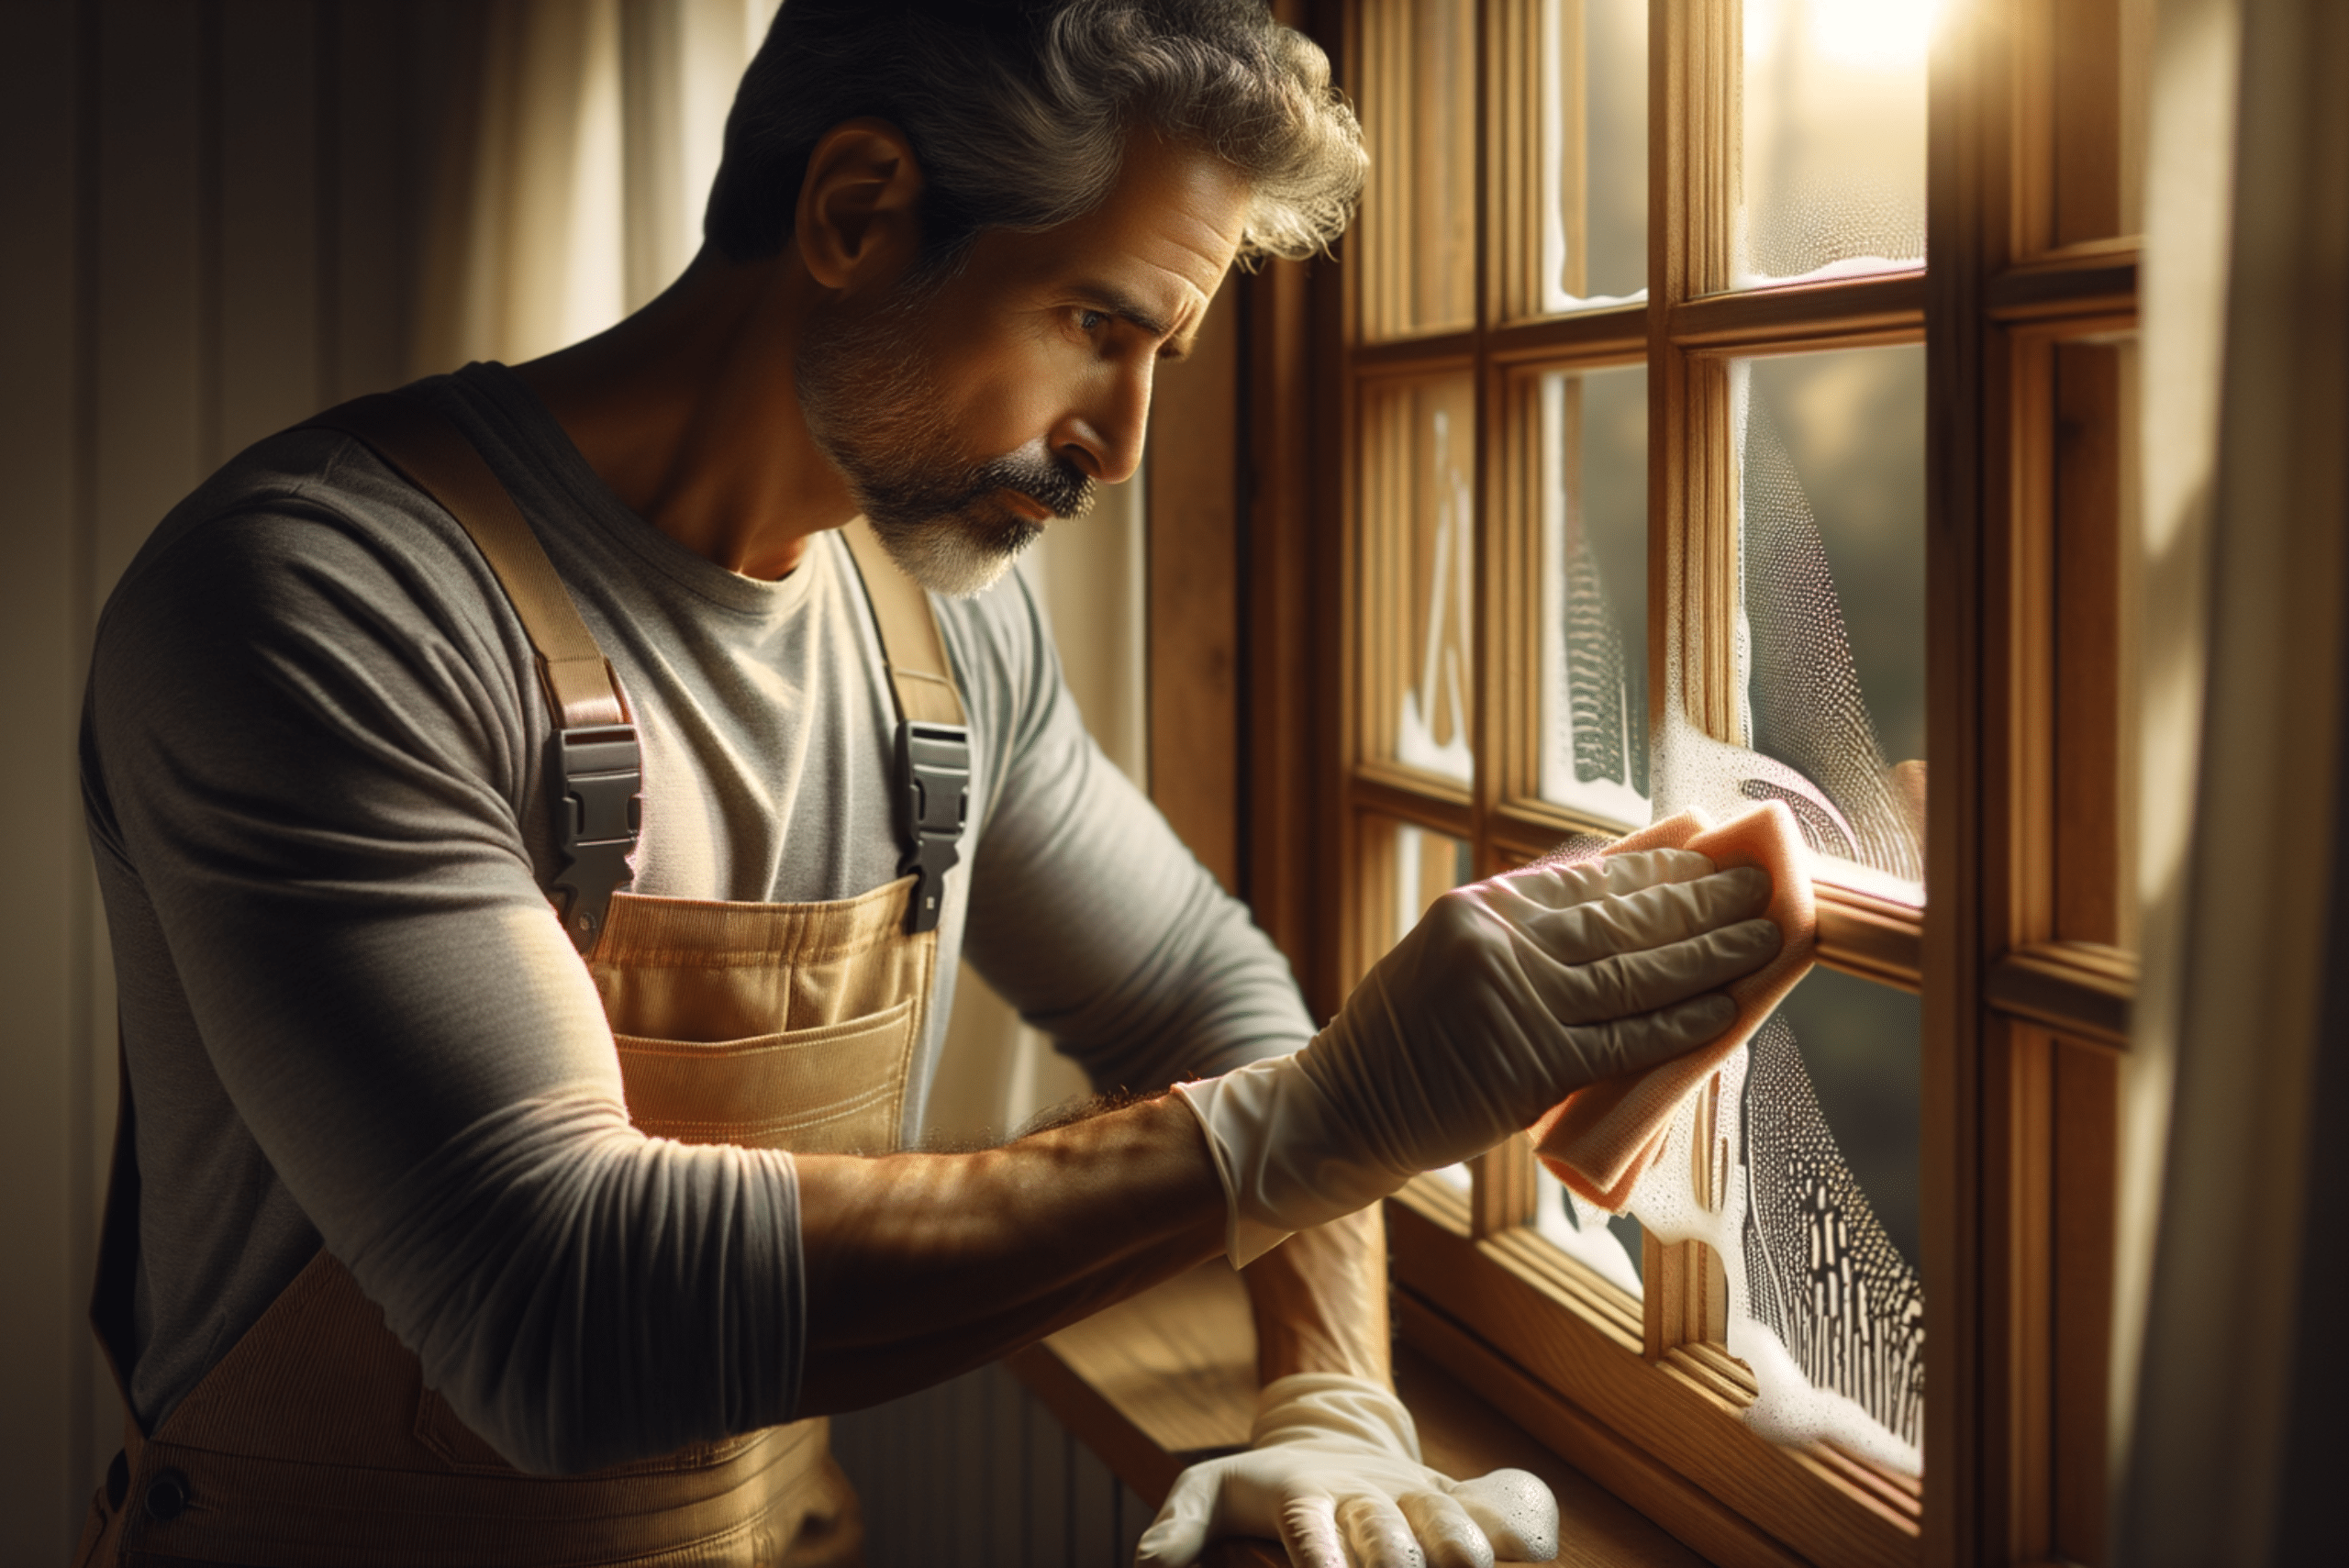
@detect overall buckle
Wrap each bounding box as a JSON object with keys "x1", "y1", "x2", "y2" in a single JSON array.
[
  {"x1": 895, "y1": 720, "x2": 970, "y2": 934},
  {"x1": 551, "y1": 724, "x2": 641, "y2": 951}
]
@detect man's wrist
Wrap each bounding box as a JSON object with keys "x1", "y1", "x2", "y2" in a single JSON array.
[
  {"x1": 1242, "y1": 1205, "x2": 1391, "y2": 1387},
  {"x1": 1174, "y1": 1055, "x2": 1408, "y2": 1268},
  {"x1": 1251, "y1": 1372, "x2": 1421, "y2": 1462}
]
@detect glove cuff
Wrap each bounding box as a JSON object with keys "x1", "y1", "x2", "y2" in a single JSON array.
[
  {"x1": 1252, "y1": 1373, "x2": 1424, "y2": 1465},
  {"x1": 1170, "y1": 1073, "x2": 1293, "y2": 1267},
  {"x1": 1174, "y1": 1057, "x2": 1410, "y2": 1269}
]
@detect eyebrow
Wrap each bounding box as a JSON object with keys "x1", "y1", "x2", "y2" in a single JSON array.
[{"x1": 1069, "y1": 281, "x2": 1202, "y2": 359}]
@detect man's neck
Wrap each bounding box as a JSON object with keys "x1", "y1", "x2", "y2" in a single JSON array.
[{"x1": 512, "y1": 248, "x2": 855, "y2": 582}]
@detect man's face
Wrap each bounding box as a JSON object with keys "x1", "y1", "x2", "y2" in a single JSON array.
[{"x1": 796, "y1": 136, "x2": 1251, "y2": 595}]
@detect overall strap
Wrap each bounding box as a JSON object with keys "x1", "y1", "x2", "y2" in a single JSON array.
[
  {"x1": 304, "y1": 392, "x2": 641, "y2": 952},
  {"x1": 839, "y1": 519, "x2": 972, "y2": 933}
]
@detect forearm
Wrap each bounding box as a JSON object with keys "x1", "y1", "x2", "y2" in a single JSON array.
[
  {"x1": 1242, "y1": 1206, "x2": 1390, "y2": 1388},
  {"x1": 794, "y1": 1093, "x2": 1226, "y2": 1413}
]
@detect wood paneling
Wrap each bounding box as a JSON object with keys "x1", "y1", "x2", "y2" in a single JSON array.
[
  {"x1": 832, "y1": 1358, "x2": 1152, "y2": 1568},
  {"x1": 0, "y1": 0, "x2": 93, "y2": 1555},
  {"x1": 1922, "y1": 0, "x2": 1997, "y2": 1560},
  {"x1": 2052, "y1": 339, "x2": 2132, "y2": 946},
  {"x1": 1147, "y1": 279, "x2": 1242, "y2": 893},
  {"x1": 1249, "y1": 244, "x2": 1336, "y2": 1007},
  {"x1": 217, "y1": 0, "x2": 321, "y2": 461}
]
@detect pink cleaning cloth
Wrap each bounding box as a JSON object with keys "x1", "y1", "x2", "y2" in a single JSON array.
[{"x1": 1527, "y1": 800, "x2": 1817, "y2": 1211}]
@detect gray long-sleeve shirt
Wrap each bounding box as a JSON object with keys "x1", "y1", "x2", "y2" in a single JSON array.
[{"x1": 81, "y1": 361, "x2": 1313, "y2": 1473}]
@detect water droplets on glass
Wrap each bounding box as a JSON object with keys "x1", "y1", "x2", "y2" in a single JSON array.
[{"x1": 1653, "y1": 345, "x2": 1927, "y2": 900}]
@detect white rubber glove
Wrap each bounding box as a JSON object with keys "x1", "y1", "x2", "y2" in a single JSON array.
[
  {"x1": 1137, "y1": 1373, "x2": 1556, "y2": 1568},
  {"x1": 1176, "y1": 850, "x2": 1776, "y2": 1265}
]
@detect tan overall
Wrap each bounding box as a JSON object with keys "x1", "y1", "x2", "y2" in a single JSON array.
[{"x1": 73, "y1": 393, "x2": 974, "y2": 1567}]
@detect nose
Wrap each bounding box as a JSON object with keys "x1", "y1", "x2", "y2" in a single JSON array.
[{"x1": 1052, "y1": 354, "x2": 1154, "y2": 487}]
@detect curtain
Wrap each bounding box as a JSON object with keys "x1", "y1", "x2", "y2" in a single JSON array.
[
  {"x1": 413, "y1": 0, "x2": 778, "y2": 372},
  {"x1": 2117, "y1": 0, "x2": 2349, "y2": 1559}
]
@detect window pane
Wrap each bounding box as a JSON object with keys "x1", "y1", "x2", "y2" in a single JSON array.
[
  {"x1": 1538, "y1": 365, "x2": 1649, "y2": 825},
  {"x1": 1738, "y1": 968, "x2": 1925, "y2": 1466},
  {"x1": 1622, "y1": 965, "x2": 1925, "y2": 1473},
  {"x1": 1737, "y1": 0, "x2": 1931, "y2": 290},
  {"x1": 1535, "y1": 1162, "x2": 1644, "y2": 1296},
  {"x1": 1361, "y1": 816, "x2": 1475, "y2": 1193},
  {"x1": 1364, "y1": 817, "x2": 1474, "y2": 959},
  {"x1": 1359, "y1": 0, "x2": 1476, "y2": 338},
  {"x1": 1361, "y1": 376, "x2": 1476, "y2": 785},
  {"x1": 1542, "y1": 0, "x2": 1648, "y2": 311},
  {"x1": 1656, "y1": 345, "x2": 1927, "y2": 898},
  {"x1": 1772, "y1": 968, "x2": 1921, "y2": 1273}
]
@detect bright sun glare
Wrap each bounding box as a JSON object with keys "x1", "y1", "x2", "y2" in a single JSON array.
[{"x1": 1745, "y1": 0, "x2": 1945, "y2": 71}]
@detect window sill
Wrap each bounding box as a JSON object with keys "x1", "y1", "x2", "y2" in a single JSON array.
[
  {"x1": 1386, "y1": 1181, "x2": 1923, "y2": 1568},
  {"x1": 1005, "y1": 1259, "x2": 1710, "y2": 1568}
]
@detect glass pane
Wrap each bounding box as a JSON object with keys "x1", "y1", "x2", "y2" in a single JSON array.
[
  {"x1": 1656, "y1": 345, "x2": 1926, "y2": 898},
  {"x1": 1618, "y1": 964, "x2": 1925, "y2": 1473},
  {"x1": 1365, "y1": 816, "x2": 1474, "y2": 959},
  {"x1": 1535, "y1": 1162, "x2": 1644, "y2": 1296},
  {"x1": 1360, "y1": 0, "x2": 1476, "y2": 338},
  {"x1": 1537, "y1": 365, "x2": 1650, "y2": 825},
  {"x1": 1542, "y1": 0, "x2": 1648, "y2": 310},
  {"x1": 1738, "y1": 967, "x2": 1925, "y2": 1466},
  {"x1": 1771, "y1": 968, "x2": 1922, "y2": 1273},
  {"x1": 1361, "y1": 376, "x2": 1476, "y2": 784},
  {"x1": 1737, "y1": 0, "x2": 1931, "y2": 289},
  {"x1": 1743, "y1": 346, "x2": 1926, "y2": 891},
  {"x1": 1363, "y1": 816, "x2": 1475, "y2": 1193}
]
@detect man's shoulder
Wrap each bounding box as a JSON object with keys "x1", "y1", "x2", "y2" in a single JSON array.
[{"x1": 102, "y1": 416, "x2": 505, "y2": 651}]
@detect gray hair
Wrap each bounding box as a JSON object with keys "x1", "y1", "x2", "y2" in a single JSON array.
[{"x1": 705, "y1": 0, "x2": 1364, "y2": 272}]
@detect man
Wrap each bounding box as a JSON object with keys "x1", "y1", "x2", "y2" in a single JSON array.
[{"x1": 74, "y1": 2, "x2": 1779, "y2": 1565}]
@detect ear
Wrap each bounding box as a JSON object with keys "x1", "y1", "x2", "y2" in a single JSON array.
[{"x1": 795, "y1": 118, "x2": 927, "y2": 295}]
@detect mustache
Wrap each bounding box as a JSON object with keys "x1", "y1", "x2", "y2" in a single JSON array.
[{"x1": 966, "y1": 446, "x2": 1097, "y2": 521}]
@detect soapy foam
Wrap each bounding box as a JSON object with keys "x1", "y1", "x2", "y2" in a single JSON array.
[{"x1": 1620, "y1": 1018, "x2": 1924, "y2": 1473}]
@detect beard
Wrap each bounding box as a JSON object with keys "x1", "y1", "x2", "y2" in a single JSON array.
[{"x1": 796, "y1": 284, "x2": 1097, "y2": 597}]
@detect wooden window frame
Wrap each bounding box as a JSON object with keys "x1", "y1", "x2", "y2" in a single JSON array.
[{"x1": 1219, "y1": 2, "x2": 2149, "y2": 1563}]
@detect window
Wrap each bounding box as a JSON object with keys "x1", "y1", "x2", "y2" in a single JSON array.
[{"x1": 1295, "y1": 1, "x2": 2151, "y2": 1561}]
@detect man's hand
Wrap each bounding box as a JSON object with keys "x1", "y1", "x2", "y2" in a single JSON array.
[
  {"x1": 1176, "y1": 849, "x2": 1778, "y2": 1264},
  {"x1": 1138, "y1": 1374, "x2": 1556, "y2": 1568}
]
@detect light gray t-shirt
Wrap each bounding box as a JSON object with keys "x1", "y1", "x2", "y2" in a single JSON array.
[{"x1": 81, "y1": 362, "x2": 1312, "y2": 1473}]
